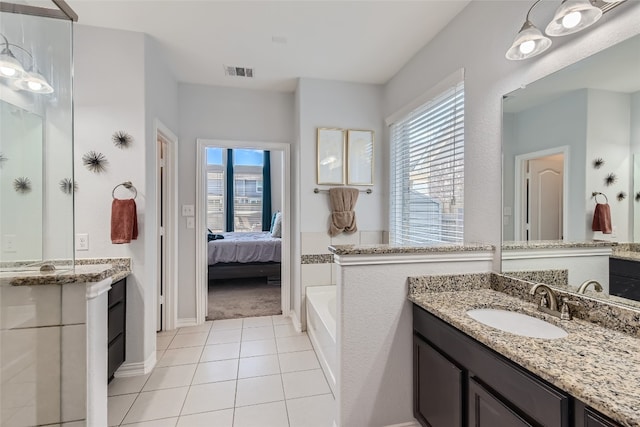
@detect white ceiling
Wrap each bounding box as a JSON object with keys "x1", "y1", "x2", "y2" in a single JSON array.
[{"x1": 67, "y1": 0, "x2": 471, "y2": 91}]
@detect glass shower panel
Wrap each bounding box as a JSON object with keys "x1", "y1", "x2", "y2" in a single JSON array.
[{"x1": 0, "y1": 3, "x2": 74, "y2": 426}]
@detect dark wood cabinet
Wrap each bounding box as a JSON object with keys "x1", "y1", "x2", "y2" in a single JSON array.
[
  {"x1": 468, "y1": 378, "x2": 532, "y2": 427},
  {"x1": 108, "y1": 278, "x2": 126, "y2": 381},
  {"x1": 609, "y1": 258, "x2": 640, "y2": 302},
  {"x1": 413, "y1": 304, "x2": 623, "y2": 427},
  {"x1": 414, "y1": 337, "x2": 463, "y2": 427}
]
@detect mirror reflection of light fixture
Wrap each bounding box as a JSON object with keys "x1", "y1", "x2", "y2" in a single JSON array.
[
  {"x1": 506, "y1": 0, "x2": 552, "y2": 60},
  {"x1": 545, "y1": 0, "x2": 603, "y2": 37},
  {"x1": 0, "y1": 33, "x2": 54, "y2": 94}
]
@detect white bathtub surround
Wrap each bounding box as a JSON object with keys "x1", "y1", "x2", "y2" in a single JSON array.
[
  {"x1": 306, "y1": 285, "x2": 337, "y2": 395},
  {"x1": 330, "y1": 244, "x2": 494, "y2": 427}
]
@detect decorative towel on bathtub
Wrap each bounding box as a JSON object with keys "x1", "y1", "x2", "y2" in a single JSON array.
[
  {"x1": 591, "y1": 203, "x2": 612, "y2": 234},
  {"x1": 111, "y1": 199, "x2": 138, "y2": 243},
  {"x1": 329, "y1": 187, "x2": 359, "y2": 236}
]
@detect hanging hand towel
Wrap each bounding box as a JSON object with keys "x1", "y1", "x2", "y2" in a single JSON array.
[
  {"x1": 111, "y1": 198, "x2": 138, "y2": 244},
  {"x1": 328, "y1": 187, "x2": 359, "y2": 237},
  {"x1": 591, "y1": 203, "x2": 612, "y2": 234}
]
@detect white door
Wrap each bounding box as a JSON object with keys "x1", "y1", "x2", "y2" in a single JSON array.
[{"x1": 527, "y1": 154, "x2": 563, "y2": 240}]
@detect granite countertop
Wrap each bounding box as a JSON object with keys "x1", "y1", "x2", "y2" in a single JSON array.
[
  {"x1": 329, "y1": 243, "x2": 494, "y2": 256},
  {"x1": 409, "y1": 288, "x2": 640, "y2": 426},
  {"x1": 611, "y1": 250, "x2": 640, "y2": 262},
  {"x1": 502, "y1": 240, "x2": 613, "y2": 250},
  {"x1": 0, "y1": 258, "x2": 131, "y2": 286}
]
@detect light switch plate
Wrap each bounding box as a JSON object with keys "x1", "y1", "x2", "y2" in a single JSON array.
[
  {"x1": 182, "y1": 204, "x2": 195, "y2": 217},
  {"x1": 186, "y1": 217, "x2": 195, "y2": 229},
  {"x1": 76, "y1": 233, "x2": 89, "y2": 251}
]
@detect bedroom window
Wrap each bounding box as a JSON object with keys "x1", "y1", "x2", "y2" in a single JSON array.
[
  {"x1": 389, "y1": 76, "x2": 464, "y2": 245},
  {"x1": 206, "y1": 148, "x2": 270, "y2": 232}
]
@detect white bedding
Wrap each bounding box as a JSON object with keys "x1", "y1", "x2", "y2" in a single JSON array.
[{"x1": 207, "y1": 232, "x2": 281, "y2": 265}]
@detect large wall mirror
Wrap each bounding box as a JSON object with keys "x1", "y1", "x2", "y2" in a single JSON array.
[{"x1": 501, "y1": 34, "x2": 640, "y2": 307}]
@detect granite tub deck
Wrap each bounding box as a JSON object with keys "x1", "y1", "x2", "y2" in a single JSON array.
[
  {"x1": 0, "y1": 257, "x2": 131, "y2": 286},
  {"x1": 409, "y1": 273, "x2": 640, "y2": 427},
  {"x1": 329, "y1": 242, "x2": 494, "y2": 255}
]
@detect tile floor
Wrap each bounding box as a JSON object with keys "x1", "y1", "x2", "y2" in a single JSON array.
[{"x1": 107, "y1": 315, "x2": 335, "y2": 427}]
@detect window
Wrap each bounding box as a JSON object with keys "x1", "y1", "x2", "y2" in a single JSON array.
[
  {"x1": 206, "y1": 148, "x2": 266, "y2": 232},
  {"x1": 389, "y1": 79, "x2": 464, "y2": 245}
]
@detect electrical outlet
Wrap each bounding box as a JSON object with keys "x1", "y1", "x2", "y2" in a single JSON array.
[
  {"x1": 76, "y1": 233, "x2": 89, "y2": 251},
  {"x1": 182, "y1": 204, "x2": 195, "y2": 217},
  {"x1": 3, "y1": 234, "x2": 16, "y2": 253},
  {"x1": 186, "y1": 217, "x2": 195, "y2": 229}
]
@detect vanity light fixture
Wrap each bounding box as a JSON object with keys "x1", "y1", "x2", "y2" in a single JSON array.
[
  {"x1": 545, "y1": 0, "x2": 603, "y2": 37},
  {"x1": 0, "y1": 35, "x2": 25, "y2": 79},
  {"x1": 505, "y1": 0, "x2": 552, "y2": 60},
  {"x1": 0, "y1": 33, "x2": 54, "y2": 94}
]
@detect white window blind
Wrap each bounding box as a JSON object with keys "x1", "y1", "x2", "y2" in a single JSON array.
[
  {"x1": 207, "y1": 166, "x2": 225, "y2": 231},
  {"x1": 389, "y1": 80, "x2": 464, "y2": 245}
]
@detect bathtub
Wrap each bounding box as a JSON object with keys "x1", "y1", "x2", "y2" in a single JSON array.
[{"x1": 306, "y1": 285, "x2": 336, "y2": 395}]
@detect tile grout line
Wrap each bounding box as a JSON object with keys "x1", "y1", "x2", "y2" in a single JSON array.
[{"x1": 274, "y1": 317, "x2": 293, "y2": 427}]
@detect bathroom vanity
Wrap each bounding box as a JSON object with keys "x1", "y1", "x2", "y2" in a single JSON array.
[{"x1": 409, "y1": 274, "x2": 639, "y2": 427}]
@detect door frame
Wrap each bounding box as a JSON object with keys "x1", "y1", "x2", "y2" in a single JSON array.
[
  {"x1": 155, "y1": 120, "x2": 179, "y2": 331},
  {"x1": 514, "y1": 146, "x2": 569, "y2": 241},
  {"x1": 195, "y1": 138, "x2": 291, "y2": 324}
]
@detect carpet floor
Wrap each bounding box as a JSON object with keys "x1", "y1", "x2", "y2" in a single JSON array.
[{"x1": 207, "y1": 276, "x2": 282, "y2": 320}]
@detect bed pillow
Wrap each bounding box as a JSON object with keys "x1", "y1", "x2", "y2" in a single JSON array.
[
  {"x1": 271, "y1": 212, "x2": 282, "y2": 238},
  {"x1": 269, "y1": 211, "x2": 279, "y2": 233}
]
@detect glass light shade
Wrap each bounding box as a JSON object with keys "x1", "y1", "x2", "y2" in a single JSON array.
[
  {"x1": 506, "y1": 21, "x2": 552, "y2": 60},
  {"x1": 0, "y1": 49, "x2": 25, "y2": 79},
  {"x1": 545, "y1": 0, "x2": 603, "y2": 36},
  {"x1": 15, "y1": 70, "x2": 54, "y2": 94}
]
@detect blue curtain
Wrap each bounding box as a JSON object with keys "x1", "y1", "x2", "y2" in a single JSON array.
[
  {"x1": 225, "y1": 149, "x2": 234, "y2": 231},
  {"x1": 262, "y1": 151, "x2": 272, "y2": 231}
]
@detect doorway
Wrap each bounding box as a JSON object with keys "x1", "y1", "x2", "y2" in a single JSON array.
[
  {"x1": 195, "y1": 139, "x2": 291, "y2": 324},
  {"x1": 155, "y1": 120, "x2": 178, "y2": 331},
  {"x1": 514, "y1": 147, "x2": 568, "y2": 241}
]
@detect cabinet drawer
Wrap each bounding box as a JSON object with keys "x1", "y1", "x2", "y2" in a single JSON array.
[
  {"x1": 108, "y1": 278, "x2": 126, "y2": 308},
  {"x1": 609, "y1": 258, "x2": 640, "y2": 279},
  {"x1": 574, "y1": 401, "x2": 623, "y2": 427},
  {"x1": 108, "y1": 334, "x2": 125, "y2": 379},
  {"x1": 108, "y1": 301, "x2": 125, "y2": 344},
  {"x1": 414, "y1": 305, "x2": 570, "y2": 427},
  {"x1": 609, "y1": 274, "x2": 640, "y2": 302}
]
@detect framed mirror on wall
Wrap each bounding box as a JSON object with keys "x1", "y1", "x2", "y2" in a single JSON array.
[
  {"x1": 347, "y1": 129, "x2": 374, "y2": 186},
  {"x1": 316, "y1": 128, "x2": 345, "y2": 185}
]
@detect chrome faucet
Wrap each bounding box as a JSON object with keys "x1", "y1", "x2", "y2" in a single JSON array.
[
  {"x1": 577, "y1": 280, "x2": 603, "y2": 294},
  {"x1": 529, "y1": 283, "x2": 573, "y2": 320},
  {"x1": 529, "y1": 283, "x2": 559, "y2": 311}
]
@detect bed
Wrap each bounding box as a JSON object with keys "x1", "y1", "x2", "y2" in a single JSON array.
[{"x1": 207, "y1": 232, "x2": 281, "y2": 282}]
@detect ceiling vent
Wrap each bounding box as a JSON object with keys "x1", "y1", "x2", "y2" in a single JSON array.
[{"x1": 224, "y1": 66, "x2": 254, "y2": 78}]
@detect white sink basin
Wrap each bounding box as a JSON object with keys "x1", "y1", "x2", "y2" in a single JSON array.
[{"x1": 466, "y1": 309, "x2": 568, "y2": 339}]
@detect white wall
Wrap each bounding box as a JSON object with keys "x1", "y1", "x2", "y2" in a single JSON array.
[
  {"x1": 586, "y1": 89, "x2": 631, "y2": 241},
  {"x1": 74, "y1": 25, "x2": 175, "y2": 370},
  {"x1": 177, "y1": 84, "x2": 294, "y2": 321},
  {"x1": 384, "y1": 0, "x2": 640, "y2": 259}
]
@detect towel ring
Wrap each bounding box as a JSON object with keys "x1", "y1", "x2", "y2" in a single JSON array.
[
  {"x1": 592, "y1": 192, "x2": 608, "y2": 204},
  {"x1": 112, "y1": 181, "x2": 137, "y2": 200}
]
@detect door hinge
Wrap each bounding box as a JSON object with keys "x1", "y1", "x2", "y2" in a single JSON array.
[
  {"x1": 159, "y1": 295, "x2": 165, "y2": 305},
  {"x1": 159, "y1": 158, "x2": 166, "y2": 167},
  {"x1": 159, "y1": 226, "x2": 165, "y2": 236}
]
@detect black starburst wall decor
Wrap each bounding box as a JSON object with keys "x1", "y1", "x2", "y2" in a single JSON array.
[
  {"x1": 636, "y1": 192, "x2": 640, "y2": 202},
  {"x1": 112, "y1": 131, "x2": 133, "y2": 149},
  {"x1": 617, "y1": 192, "x2": 627, "y2": 201},
  {"x1": 0, "y1": 152, "x2": 7, "y2": 167},
  {"x1": 13, "y1": 177, "x2": 31, "y2": 193},
  {"x1": 59, "y1": 178, "x2": 78, "y2": 195},
  {"x1": 592, "y1": 158, "x2": 604, "y2": 169},
  {"x1": 82, "y1": 151, "x2": 108, "y2": 173},
  {"x1": 604, "y1": 173, "x2": 617, "y2": 186}
]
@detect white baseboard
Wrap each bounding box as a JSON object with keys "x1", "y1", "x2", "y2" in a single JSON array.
[
  {"x1": 384, "y1": 422, "x2": 420, "y2": 427},
  {"x1": 114, "y1": 351, "x2": 156, "y2": 377},
  {"x1": 291, "y1": 310, "x2": 303, "y2": 332},
  {"x1": 176, "y1": 317, "x2": 197, "y2": 328}
]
